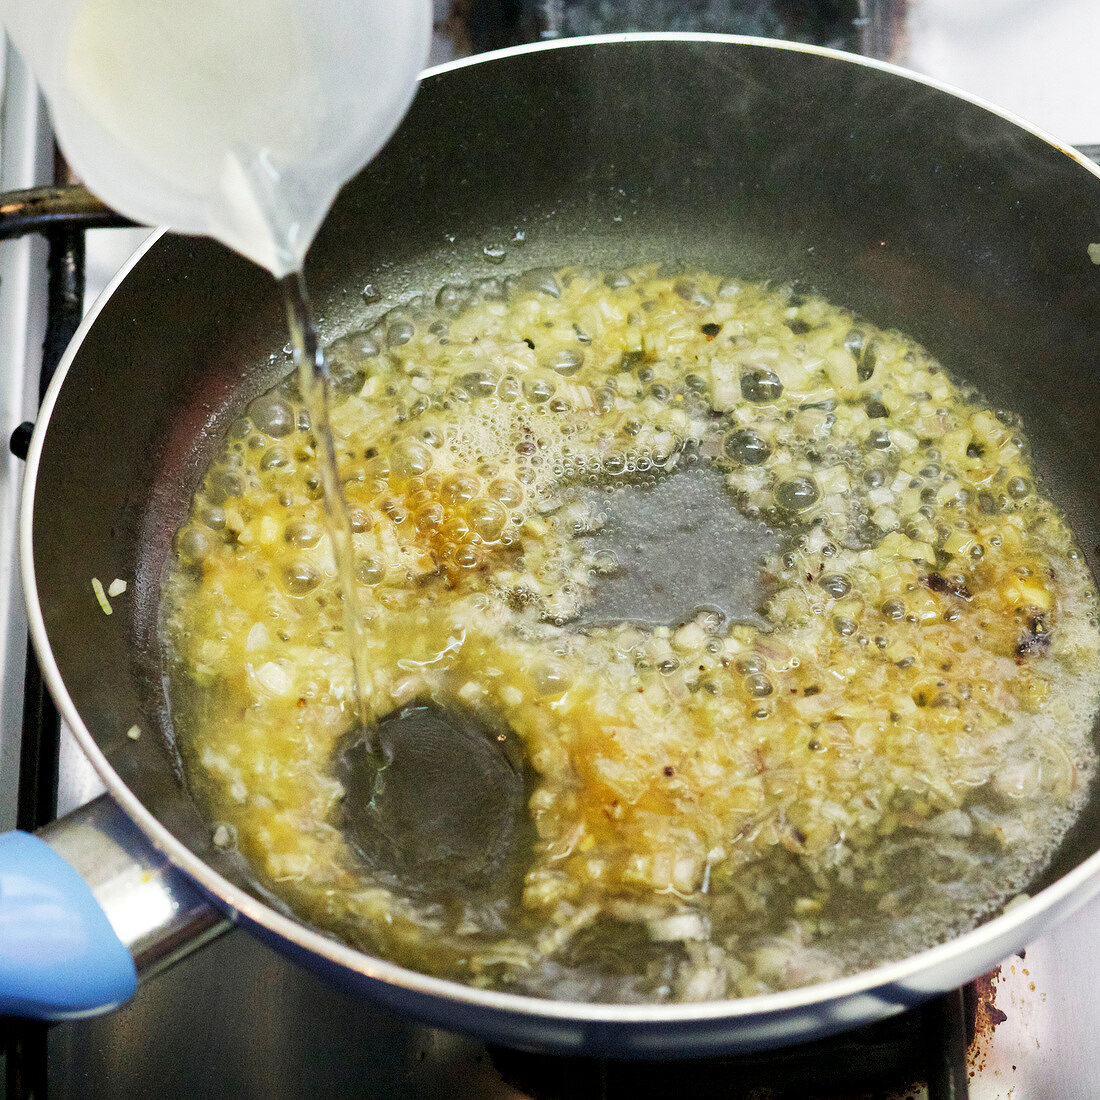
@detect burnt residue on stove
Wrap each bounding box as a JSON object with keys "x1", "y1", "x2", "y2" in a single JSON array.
[
  {"x1": 966, "y1": 963, "x2": 1010, "y2": 1085},
  {"x1": 973, "y1": 969, "x2": 1009, "y2": 1033}
]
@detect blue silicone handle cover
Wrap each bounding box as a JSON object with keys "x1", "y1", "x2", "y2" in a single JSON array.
[{"x1": 0, "y1": 830, "x2": 137, "y2": 1019}]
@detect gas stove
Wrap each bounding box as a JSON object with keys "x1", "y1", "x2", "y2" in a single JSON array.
[{"x1": 3, "y1": 4, "x2": 1100, "y2": 1097}]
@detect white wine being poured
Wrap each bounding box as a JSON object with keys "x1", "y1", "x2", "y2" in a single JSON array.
[{"x1": 281, "y1": 272, "x2": 373, "y2": 732}]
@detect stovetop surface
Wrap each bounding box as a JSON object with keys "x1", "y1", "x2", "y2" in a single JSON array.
[{"x1": 37, "y1": 904, "x2": 1100, "y2": 1098}]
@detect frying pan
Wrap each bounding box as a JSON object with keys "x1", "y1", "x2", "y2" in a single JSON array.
[{"x1": 4, "y1": 34, "x2": 1100, "y2": 1057}]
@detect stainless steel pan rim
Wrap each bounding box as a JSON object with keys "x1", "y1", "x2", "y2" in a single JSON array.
[{"x1": 18, "y1": 31, "x2": 1100, "y2": 1034}]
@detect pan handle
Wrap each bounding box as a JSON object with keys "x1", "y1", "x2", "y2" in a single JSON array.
[
  {"x1": 0, "y1": 185, "x2": 135, "y2": 240},
  {"x1": 0, "y1": 795, "x2": 230, "y2": 1019}
]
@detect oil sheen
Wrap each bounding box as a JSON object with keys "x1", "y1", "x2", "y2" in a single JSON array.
[{"x1": 161, "y1": 265, "x2": 1100, "y2": 1003}]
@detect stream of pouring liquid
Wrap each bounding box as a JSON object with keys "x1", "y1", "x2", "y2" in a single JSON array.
[
  {"x1": 280, "y1": 270, "x2": 374, "y2": 734},
  {"x1": 281, "y1": 272, "x2": 525, "y2": 887}
]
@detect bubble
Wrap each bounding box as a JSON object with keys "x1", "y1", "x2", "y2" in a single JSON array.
[
  {"x1": 436, "y1": 283, "x2": 473, "y2": 314},
  {"x1": 499, "y1": 375, "x2": 521, "y2": 403},
  {"x1": 483, "y1": 243, "x2": 507, "y2": 264},
  {"x1": 533, "y1": 660, "x2": 571, "y2": 696},
  {"x1": 524, "y1": 375, "x2": 557, "y2": 403},
  {"x1": 1007, "y1": 476, "x2": 1031, "y2": 499},
  {"x1": 590, "y1": 548, "x2": 621, "y2": 576},
  {"x1": 545, "y1": 348, "x2": 585, "y2": 376},
  {"x1": 673, "y1": 279, "x2": 712, "y2": 307},
  {"x1": 833, "y1": 616, "x2": 857, "y2": 636},
  {"x1": 740, "y1": 369, "x2": 783, "y2": 404},
  {"x1": 355, "y1": 556, "x2": 386, "y2": 586},
  {"x1": 176, "y1": 525, "x2": 212, "y2": 561},
  {"x1": 747, "y1": 674, "x2": 773, "y2": 697},
  {"x1": 248, "y1": 393, "x2": 296, "y2": 438},
  {"x1": 346, "y1": 507, "x2": 371, "y2": 532},
  {"x1": 724, "y1": 428, "x2": 772, "y2": 466},
  {"x1": 365, "y1": 454, "x2": 392, "y2": 488},
  {"x1": 393, "y1": 440, "x2": 433, "y2": 479},
  {"x1": 513, "y1": 268, "x2": 561, "y2": 298},
  {"x1": 229, "y1": 416, "x2": 253, "y2": 441},
  {"x1": 361, "y1": 283, "x2": 381, "y2": 303},
  {"x1": 386, "y1": 320, "x2": 415, "y2": 347},
  {"x1": 442, "y1": 475, "x2": 481, "y2": 506},
  {"x1": 469, "y1": 498, "x2": 507, "y2": 542},
  {"x1": 284, "y1": 521, "x2": 323, "y2": 548},
  {"x1": 206, "y1": 469, "x2": 243, "y2": 505},
  {"x1": 775, "y1": 476, "x2": 820, "y2": 513},
  {"x1": 595, "y1": 387, "x2": 616, "y2": 415},
  {"x1": 881, "y1": 599, "x2": 905, "y2": 621},
  {"x1": 820, "y1": 574, "x2": 851, "y2": 598},
  {"x1": 459, "y1": 369, "x2": 499, "y2": 399},
  {"x1": 281, "y1": 562, "x2": 320, "y2": 596},
  {"x1": 489, "y1": 478, "x2": 524, "y2": 508},
  {"x1": 328, "y1": 327, "x2": 377, "y2": 373},
  {"x1": 452, "y1": 544, "x2": 482, "y2": 570},
  {"x1": 447, "y1": 514, "x2": 472, "y2": 541},
  {"x1": 867, "y1": 428, "x2": 892, "y2": 450},
  {"x1": 379, "y1": 498, "x2": 408, "y2": 524},
  {"x1": 200, "y1": 504, "x2": 226, "y2": 530}
]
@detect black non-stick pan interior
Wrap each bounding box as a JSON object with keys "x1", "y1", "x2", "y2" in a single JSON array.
[{"x1": 30, "y1": 38, "x2": 1100, "y2": 909}]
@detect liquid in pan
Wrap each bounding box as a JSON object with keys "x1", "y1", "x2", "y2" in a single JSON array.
[{"x1": 160, "y1": 264, "x2": 1100, "y2": 1003}]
